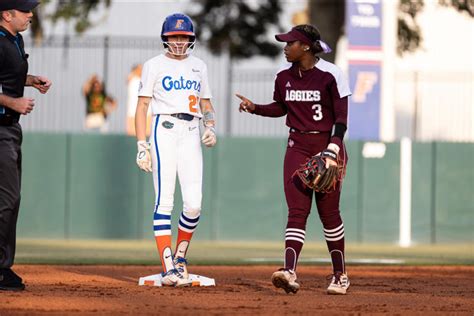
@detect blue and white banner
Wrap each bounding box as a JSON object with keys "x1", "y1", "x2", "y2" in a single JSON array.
[{"x1": 346, "y1": 0, "x2": 382, "y2": 140}]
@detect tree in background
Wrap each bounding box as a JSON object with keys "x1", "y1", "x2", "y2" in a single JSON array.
[
  {"x1": 308, "y1": 0, "x2": 345, "y2": 64},
  {"x1": 31, "y1": 0, "x2": 112, "y2": 41},
  {"x1": 30, "y1": 0, "x2": 472, "y2": 61},
  {"x1": 439, "y1": 0, "x2": 474, "y2": 15},
  {"x1": 190, "y1": 0, "x2": 473, "y2": 63},
  {"x1": 187, "y1": 0, "x2": 283, "y2": 59},
  {"x1": 397, "y1": 0, "x2": 424, "y2": 55}
]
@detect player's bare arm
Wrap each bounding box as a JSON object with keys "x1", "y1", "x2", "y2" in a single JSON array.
[
  {"x1": 200, "y1": 98, "x2": 217, "y2": 147},
  {"x1": 135, "y1": 96, "x2": 151, "y2": 141}
]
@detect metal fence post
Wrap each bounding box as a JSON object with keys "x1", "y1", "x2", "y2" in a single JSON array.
[
  {"x1": 430, "y1": 142, "x2": 437, "y2": 244},
  {"x1": 225, "y1": 53, "x2": 233, "y2": 136},
  {"x1": 413, "y1": 71, "x2": 419, "y2": 140},
  {"x1": 103, "y1": 36, "x2": 110, "y2": 84}
]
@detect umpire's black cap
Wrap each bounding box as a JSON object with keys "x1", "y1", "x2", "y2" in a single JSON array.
[{"x1": 0, "y1": 0, "x2": 40, "y2": 12}]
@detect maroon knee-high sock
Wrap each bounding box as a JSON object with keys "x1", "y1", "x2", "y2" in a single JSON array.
[
  {"x1": 284, "y1": 227, "x2": 306, "y2": 271},
  {"x1": 324, "y1": 223, "x2": 345, "y2": 273}
]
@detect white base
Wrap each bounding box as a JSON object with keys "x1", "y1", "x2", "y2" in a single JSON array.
[{"x1": 139, "y1": 273, "x2": 216, "y2": 287}]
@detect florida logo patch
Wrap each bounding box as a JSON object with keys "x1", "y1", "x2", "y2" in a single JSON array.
[
  {"x1": 162, "y1": 121, "x2": 174, "y2": 129},
  {"x1": 175, "y1": 19, "x2": 184, "y2": 29}
]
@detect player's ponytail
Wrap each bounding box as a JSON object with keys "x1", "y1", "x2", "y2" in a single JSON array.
[{"x1": 294, "y1": 24, "x2": 331, "y2": 55}]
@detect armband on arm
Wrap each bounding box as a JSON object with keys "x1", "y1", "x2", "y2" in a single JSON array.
[
  {"x1": 200, "y1": 99, "x2": 217, "y2": 147},
  {"x1": 329, "y1": 123, "x2": 347, "y2": 150},
  {"x1": 203, "y1": 110, "x2": 215, "y2": 127},
  {"x1": 330, "y1": 96, "x2": 348, "y2": 149},
  {"x1": 200, "y1": 99, "x2": 215, "y2": 127}
]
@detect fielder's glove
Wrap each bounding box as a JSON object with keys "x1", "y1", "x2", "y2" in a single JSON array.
[
  {"x1": 201, "y1": 127, "x2": 217, "y2": 147},
  {"x1": 136, "y1": 141, "x2": 152, "y2": 172},
  {"x1": 294, "y1": 146, "x2": 342, "y2": 193}
]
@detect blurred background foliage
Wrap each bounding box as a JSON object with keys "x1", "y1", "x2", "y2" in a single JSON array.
[
  {"x1": 30, "y1": 0, "x2": 112, "y2": 42},
  {"x1": 188, "y1": 0, "x2": 283, "y2": 59},
  {"x1": 29, "y1": 0, "x2": 473, "y2": 62}
]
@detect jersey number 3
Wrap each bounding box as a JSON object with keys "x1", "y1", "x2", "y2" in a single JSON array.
[
  {"x1": 312, "y1": 104, "x2": 323, "y2": 121},
  {"x1": 188, "y1": 95, "x2": 199, "y2": 113}
]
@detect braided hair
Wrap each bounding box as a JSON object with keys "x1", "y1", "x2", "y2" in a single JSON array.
[{"x1": 294, "y1": 24, "x2": 324, "y2": 54}]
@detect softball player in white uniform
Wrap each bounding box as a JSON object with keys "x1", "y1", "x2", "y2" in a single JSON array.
[{"x1": 135, "y1": 13, "x2": 216, "y2": 287}]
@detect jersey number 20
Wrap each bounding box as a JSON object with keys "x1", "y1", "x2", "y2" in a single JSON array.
[
  {"x1": 312, "y1": 104, "x2": 323, "y2": 121},
  {"x1": 189, "y1": 95, "x2": 199, "y2": 113}
]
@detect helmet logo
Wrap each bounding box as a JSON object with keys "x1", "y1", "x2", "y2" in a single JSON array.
[{"x1": 175, "y1": 19, "x2": 184, "y2": 29}]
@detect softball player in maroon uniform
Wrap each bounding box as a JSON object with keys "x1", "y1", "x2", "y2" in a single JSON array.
[{"x1": 237, "y1": 24, "x2": 351, "y2": 295}]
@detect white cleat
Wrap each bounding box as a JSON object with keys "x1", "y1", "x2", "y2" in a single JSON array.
[
  {"x1": 173, "y1": 257, "x2": 189, "y2": 279},
  {"x1": 161, "y1": 269, "x2": 192, "y2": 287},
  {"x1": 271, "y1": 268, "x2": 300, "y2": 294},
  {"x1": 327, "y1": 272, "x2": 350, "y2": 295}
]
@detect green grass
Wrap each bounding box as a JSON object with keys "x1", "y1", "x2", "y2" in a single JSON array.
[{"x1": 15, "y1": 239, "x2": 474, "y2": 265}]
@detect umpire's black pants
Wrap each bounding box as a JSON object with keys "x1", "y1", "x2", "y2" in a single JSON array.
[{"x1": 0, "y1": 123, "x2": 22, "y2": 269}]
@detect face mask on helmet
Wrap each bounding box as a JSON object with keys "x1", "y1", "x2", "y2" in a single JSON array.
[
  {"x1": 161, "y1": 13, "x2": 196, "y2": 56},
  {"x1": 162, "y1": 37, "x2": 196, "y2": 56}
]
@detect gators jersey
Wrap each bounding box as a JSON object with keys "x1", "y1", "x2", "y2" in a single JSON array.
[
  {"x1": 274, "y1": 58, "x2": 351, "y2": 132},
  {"x1": 138, "y1": 54, "x2": 212, "y2": 117}
]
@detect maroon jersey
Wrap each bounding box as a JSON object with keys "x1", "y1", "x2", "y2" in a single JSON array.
[{"x1": 255, "y1": 59, "x2": 351, "y2": 134}]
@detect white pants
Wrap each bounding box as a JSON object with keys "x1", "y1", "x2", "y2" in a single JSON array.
[{"x1": 150, "y1": 114, "x2": 203, "y2": 214}]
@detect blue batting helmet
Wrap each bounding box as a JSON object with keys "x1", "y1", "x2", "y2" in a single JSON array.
[{"x1": 161, "y1": 13, "x2": 195, "y2": 42}]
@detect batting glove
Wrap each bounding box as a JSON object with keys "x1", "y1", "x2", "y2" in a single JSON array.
[
  {"x1": 327, "y1": 143, "x2": 340, "y2": 155},
  {"x1": 321, "y1": 143, "x2": 340, "y2": 168},
  {"x1": 201, "y1": 127, "x2": 217, "y2": 147},
  {"x1": 136, "y1": 141, "x2": 152, "y2": 172}
]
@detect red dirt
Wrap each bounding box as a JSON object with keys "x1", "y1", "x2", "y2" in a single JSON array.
[{"x1": 0, "y1": 265, "x2": 472, "y2": 315}]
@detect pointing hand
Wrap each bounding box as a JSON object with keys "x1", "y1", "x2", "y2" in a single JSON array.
[{"x1": 235, "y1": 93, "x2": 256, "y2": 113}]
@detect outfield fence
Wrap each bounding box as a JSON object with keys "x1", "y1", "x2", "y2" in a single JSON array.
[{"x1": 18, "y1": 134, "x2": 474, "y2": 244}]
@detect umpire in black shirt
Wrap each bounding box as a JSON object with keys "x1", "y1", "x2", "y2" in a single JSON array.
[{"x1": 0, "y1": 0, "x2": 51, "y2": 291}]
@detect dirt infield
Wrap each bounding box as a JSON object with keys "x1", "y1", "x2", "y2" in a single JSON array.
[{"x1": 1, "y1": 265, "x2": 472, "y2": 315}]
